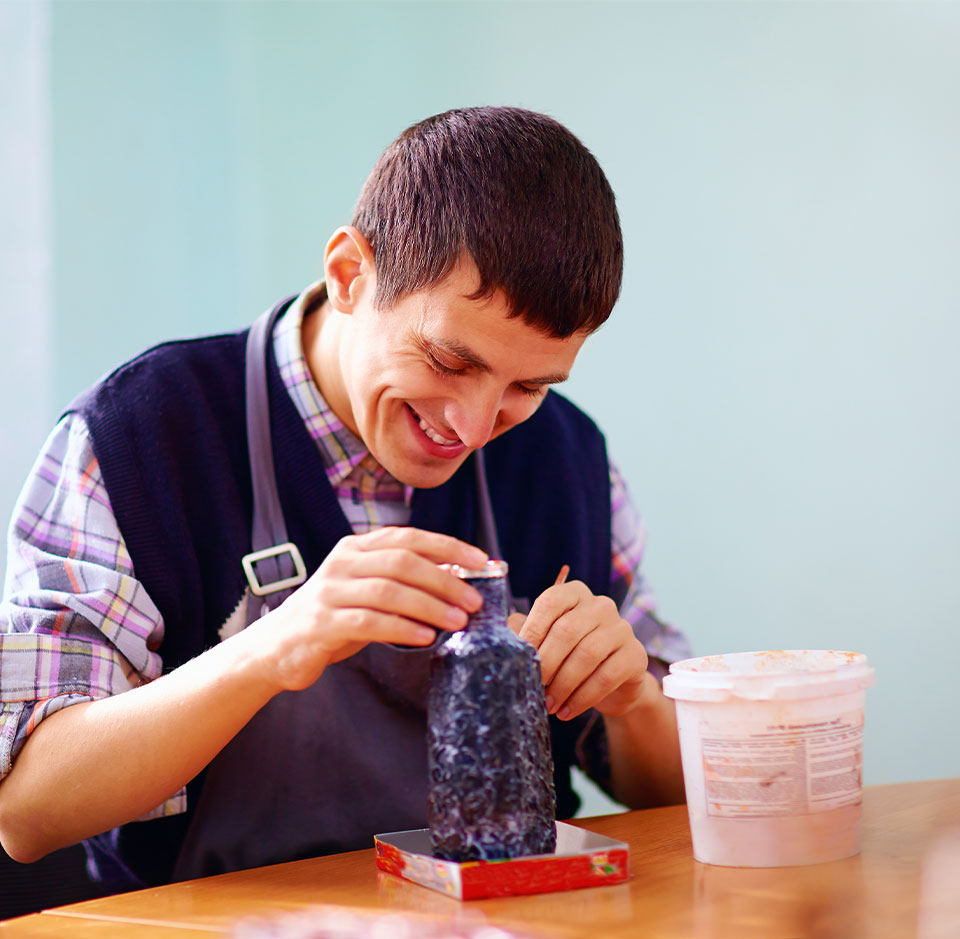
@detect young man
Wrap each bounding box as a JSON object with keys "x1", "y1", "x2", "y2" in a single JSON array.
[{"x1": 0, "y1": 107, "x2": 690, "y2": 890}]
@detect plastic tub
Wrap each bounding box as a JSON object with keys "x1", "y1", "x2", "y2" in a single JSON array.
[{"x1": 662, "y1": 650, "x2": 875, "y2": 867}]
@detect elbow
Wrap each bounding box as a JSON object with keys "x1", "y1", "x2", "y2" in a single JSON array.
[
  {"x1": 0, "y1": 794, "x2": 52, "y2": 864},
  {"x1": 0, "y1": 826, "x2": 46, "y2": 866},
  {"x1": 0, "y1": 832, "x2": 50, "y2": 866},
  {"x1": 0, "y1": 837, "x2": 47, "y2": 866}
]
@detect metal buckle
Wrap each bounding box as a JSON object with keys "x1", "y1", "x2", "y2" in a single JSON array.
[{"x1": 241, "y1": 542, "x2": 307, "y2": 596}]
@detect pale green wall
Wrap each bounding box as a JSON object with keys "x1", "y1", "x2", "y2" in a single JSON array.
[
  {"x1": 0, "y1": 0, "x2": 52, "y2": 567},
  {"x1": 6, "y1": 1, "x2": 960, "y2": 793}
]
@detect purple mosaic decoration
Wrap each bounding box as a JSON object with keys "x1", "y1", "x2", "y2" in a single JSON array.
[{"x1": 427, "y1": 560, "x2": 557, "y2": 861}]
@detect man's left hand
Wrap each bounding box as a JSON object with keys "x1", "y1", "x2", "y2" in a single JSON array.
[{"x1": 507, "y1": 581, "x2": 649, "y2": 720}]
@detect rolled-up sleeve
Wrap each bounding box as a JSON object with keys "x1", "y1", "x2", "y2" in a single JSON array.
[
  {"x1": 0, "y1": 414, "x2": 185, "y2": 818},
  {"x1": 608, "y1": 458, "x2": 692, "y2": 677}
]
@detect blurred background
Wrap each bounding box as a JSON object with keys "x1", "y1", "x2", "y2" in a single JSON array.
[{"x1": 2, "y1": 0, "x2": 958, "y2": 814}]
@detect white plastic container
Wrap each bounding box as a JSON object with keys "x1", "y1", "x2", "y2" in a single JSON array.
[{"x1": 662, "y1": 650, "x2": 875, "y2": 867}]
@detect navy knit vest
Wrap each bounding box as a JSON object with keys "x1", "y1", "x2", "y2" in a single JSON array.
[{"x1": 66, "y1": 308, "x2": 618, "y2": 887}]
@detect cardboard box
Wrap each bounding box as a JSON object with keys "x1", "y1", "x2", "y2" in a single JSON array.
[{"x1": 375, "y1": 822, "x2": 629, "y2": 900}]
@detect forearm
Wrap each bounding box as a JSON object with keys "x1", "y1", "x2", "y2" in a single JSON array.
[
  {"x1": 0, "y1": 616, "x2": 280, "y2": 863},
  {"x1": 602, "y1": 672, "x2": 685, "y2": 809}
]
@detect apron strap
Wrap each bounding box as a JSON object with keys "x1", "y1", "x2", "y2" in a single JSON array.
[
  {"x1": 241, "y1": 301, "x2": 306, "y2": 621},
  {"x1": 473, "y1": 449, "x2": 527, "y2": 613}
]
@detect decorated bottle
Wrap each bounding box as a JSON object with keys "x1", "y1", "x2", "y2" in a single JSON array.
[{"x1": 427, "y1": 560, "x2": 557, "y2": 861}]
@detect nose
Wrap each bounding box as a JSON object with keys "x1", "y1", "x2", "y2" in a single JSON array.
[{"x1": 445, "y1": 388, "x2": 503, "y2": 450}]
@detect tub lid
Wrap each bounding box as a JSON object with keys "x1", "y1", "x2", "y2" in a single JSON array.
[{"x1": 661, "y1": 650, "x2": 875, "y2": 702}]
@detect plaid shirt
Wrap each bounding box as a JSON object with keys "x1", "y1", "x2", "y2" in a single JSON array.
[{"x1": 0, "y1": 289, "x2": 691, "y2": 815}]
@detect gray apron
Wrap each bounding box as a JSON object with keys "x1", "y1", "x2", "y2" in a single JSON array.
[{"x1": 172, "y1": 304, "x2": 517, "y2": 880}]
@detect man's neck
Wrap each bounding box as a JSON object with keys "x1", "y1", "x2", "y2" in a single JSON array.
[{"x1": 300, "y1": 288, "x2": 360, "y2": 440}]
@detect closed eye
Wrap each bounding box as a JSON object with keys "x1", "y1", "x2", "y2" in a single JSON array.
[
  {"x1": 426, "y1": 354, "x2": 466, "y2": 377},
  {"x1": 424, "y1": 344, "x2": 548, "y2": 398},
  {"x1": 429, "y1": 356, "x2": 543, "y2": 397}
]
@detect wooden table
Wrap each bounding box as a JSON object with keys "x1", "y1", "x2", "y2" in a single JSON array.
[{"x1": 2, "y1": 779, "x2": 958, "y2": 938}]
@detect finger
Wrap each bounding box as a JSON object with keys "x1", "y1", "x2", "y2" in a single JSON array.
[
  {"x1": 540, "y1": 616, "x2": 616, "y2": 702},
  {"x1": 321, "y1": 576, "x2": 471, "y2": 633},
  {"x1": 516, "y1": 581, "x2": 587, "y2": 650},
  {"x1": 534, "y1": 605, "x2": 604, "y2": 686},
  {"x1": 506, "y1": 612, "x2": 526, "y2": 636},
  {"x1": 322, "y1": 547, "x2": 484, "y2": 612},
  {"x1": 534, "y1": 590, "x2": 620, "y2": 684},
  {"x1": 549, "y1": 654, "x2": 633, "y2": 720},
  {"x1": 331, "y1": 606, "x2": 441, "y2": 648},
  {"x1": 353, "y1": 526, "x2": 488, "y2": 569}
]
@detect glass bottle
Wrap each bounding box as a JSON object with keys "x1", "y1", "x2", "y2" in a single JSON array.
[{"x1": 427, "y1": 560, "x2": 557, "y2": 861}]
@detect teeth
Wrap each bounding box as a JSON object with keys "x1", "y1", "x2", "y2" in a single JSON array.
[{"x1": 411, "y1": 408, "x2": 460, "y2": 446}]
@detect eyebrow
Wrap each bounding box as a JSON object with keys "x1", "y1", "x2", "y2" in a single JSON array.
[{"x1": 427, "y1": 337, "x2": 570, "y2": 385}]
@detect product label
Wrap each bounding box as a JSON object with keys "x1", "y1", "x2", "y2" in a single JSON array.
[{"x1": 698, "y1": 710, "x2": 864, "y2": 818}]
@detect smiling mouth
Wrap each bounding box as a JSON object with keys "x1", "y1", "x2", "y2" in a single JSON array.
[{"x1": 407, "y1": 405, "x2": 461, "y2": 447}]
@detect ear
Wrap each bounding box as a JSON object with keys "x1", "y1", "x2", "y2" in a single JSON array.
[{"x1": 323, "y1": 226, "x2": 375, "y2": 314}]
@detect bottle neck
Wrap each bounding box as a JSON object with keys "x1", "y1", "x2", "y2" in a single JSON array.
[{"x1": 464, "y1": 574, "x2": 509, "y2": 632}]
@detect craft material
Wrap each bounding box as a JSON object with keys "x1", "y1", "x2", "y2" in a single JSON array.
[
  {"x1": 662, "y1": 649, "x2": 875, "y2": 867},
  {"x1": 427, "y1": 560, "x2": 557, "y2": 862}
]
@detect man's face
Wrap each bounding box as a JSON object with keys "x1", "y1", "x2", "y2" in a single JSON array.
[{"x1": 330, "y1": 261, "x2": 587, "y2": 489}]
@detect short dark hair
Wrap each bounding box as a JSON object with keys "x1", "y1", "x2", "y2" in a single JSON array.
[{"x1": 352, "y1": 107, "x2": 623, "y2": 338}]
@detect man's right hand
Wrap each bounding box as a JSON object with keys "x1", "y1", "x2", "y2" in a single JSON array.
[{"x1": 251, "y1": 527, "x2": 488, "y2": 692}]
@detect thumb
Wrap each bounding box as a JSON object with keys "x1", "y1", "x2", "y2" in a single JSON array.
[{"x1": 506, "y1": 612, "x2": 526, "y2": 636}]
